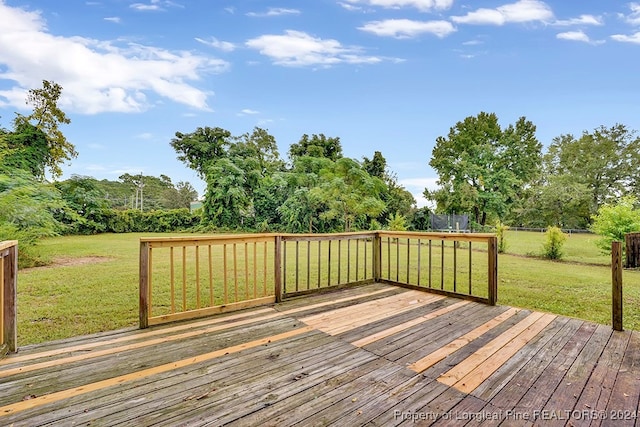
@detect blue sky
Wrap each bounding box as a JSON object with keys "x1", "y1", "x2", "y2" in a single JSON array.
[{"x1": 0, "y1": 0, "x2": 639, "y2": 207}]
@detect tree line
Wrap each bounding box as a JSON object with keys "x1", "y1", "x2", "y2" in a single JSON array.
[
  {"x1": 428, "y1": 112, "x2": 640, "y2": 230},
  {"x1": 2, "y1": 81, "x2": 640, "y2": 265}
]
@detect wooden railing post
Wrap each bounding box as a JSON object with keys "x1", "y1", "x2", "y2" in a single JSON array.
[
  {"x1": 612, "y1": 241, "x2": 623, "y2": 331},
  {"x1": 373, "y1": 232, "x2": 381, "y2": 282},
  {"x1": 488, "y1": 236, "x2": 498, "y2": 305},
  {"x1": 274, "y1": 235, "x2": 282, "y2": 303},
  {"x1": 626, "y1": 232, "x2": 640, "y2": 269},
  {"x1": 139, "y1": 241, "x2": 150, "y2": 329},
  {"x1": 2, "y1": 243, "x2": 18, "y2": 354}
]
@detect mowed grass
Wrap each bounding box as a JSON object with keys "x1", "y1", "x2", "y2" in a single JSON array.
[{"x1": 14, "y1": 230, "x2": 640, "y2": 346}]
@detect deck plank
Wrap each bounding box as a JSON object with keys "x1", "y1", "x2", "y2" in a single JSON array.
[{"x1": 1, "y1": 283, "x2": 639, "y2": 426}]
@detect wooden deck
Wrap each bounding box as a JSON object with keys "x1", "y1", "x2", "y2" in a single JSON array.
[{"x1": 1, "y1": 283, "x2": 639, "y2": 426}]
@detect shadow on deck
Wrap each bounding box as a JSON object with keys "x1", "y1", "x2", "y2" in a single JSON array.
[{"x1": 1, "y1": 283, "x2": 639, "y2": 426}]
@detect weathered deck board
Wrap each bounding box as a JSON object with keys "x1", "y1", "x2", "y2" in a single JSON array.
[{"x1": 1, "y1": 283, "x2": 640, "y2": 426}]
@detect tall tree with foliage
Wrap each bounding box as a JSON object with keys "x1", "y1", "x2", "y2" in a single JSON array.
[
  {"x1": 310, "y1": 157, "x2": 386, "y2": 231},
  {"x1": 288, "y1": 133, "x2": 342, "y2": 161},
  {"x1": 203, "y1": 158, "x2": 250, "y2": 228},
  {"x1": 13, "y1": 80, "x2": 76, "y2": 178},
  {"x1": 544, "y1": 124, "x2": 640, "y2": 214},
  {"x1": 2, "y1": 122, "x2": 49, "y2": 179},
  {"x1": 170, "y1": 126, "x2": 232, "y2": 178},
  {"x1": 427, "y1": 112, "x2": 541, "y2": 226}
]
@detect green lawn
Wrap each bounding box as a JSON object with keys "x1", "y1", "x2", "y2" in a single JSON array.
[{"x1": 14, "y1": 231, "x2": 640, "y2": 346}]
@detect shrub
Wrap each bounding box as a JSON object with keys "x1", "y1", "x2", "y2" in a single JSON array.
[
  {"x1": 590, "y1": 196, "x2": 640, "y2": 253},
  {"x1": 387, "y1": 212, "x2": 407, "y2": 231},
  {"x1": 543, "y1": 226, "x2": 567, "y2": 260},
  {"x1": 495, "y1": 220, "x2": 509, "y2": 253}
]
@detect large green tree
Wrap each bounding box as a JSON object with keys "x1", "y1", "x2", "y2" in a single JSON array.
[
  {"x1": 13, "y1": 80, "x2": 76, "y2": 178},
  {"x1": 310, "y1": 157, "x2": 387, "y2": 231},
  {"x1": 544, "y1": 124, "x2": 640, "y2": 214},
  {"x1": 170, "y1": 126, "x2": 232, "y2": 178},
  {"x1": 427, "y1": 112, "x2": 541, "y2": 226}
]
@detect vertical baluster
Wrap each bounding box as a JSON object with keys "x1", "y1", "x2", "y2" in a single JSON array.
[
  {"x1": 253, "y1": 242, "x2": 258, "y2": 299},
  {"x1": 223, "y1": 244, "x2": 228, "y2": 304},
  {"x1": 440, "y1": 241, "x2": 444, "y2": 290},
  {"x1": 208, "y1": 245, "x2": 213, "y2": 306},
  {"x1": 182, "y1": 246, "x2": 187, "y2": 311},
  {"x1": 295, "y1": 241, "x2": 300, "y2": 292},
  {"x1": 328, "y1": 240, "x2": 332, "y2": 287},
  {"x1": 233, "y1": 243, "x2": 238, "y2": 302},
  {"x1": 468, "y1": 242, "x2": 473, "y2": 295},
  {"x1": 170, "y1": 247, "x2": 175, "y2": 313},
  {"x1": 195, "y1": 245, "x2": 201, "y2": 309},
  {"x1": 317, "y1": 241, "x2": 322, "y2": 288}
]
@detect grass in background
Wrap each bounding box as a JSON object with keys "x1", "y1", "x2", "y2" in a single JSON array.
[{"x1": 14, "y1": 230, "x2": 640, "y2": 346}]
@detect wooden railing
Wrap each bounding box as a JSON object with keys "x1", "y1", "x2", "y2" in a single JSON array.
[
  {"x1": 281, "y1": 233, "x2": 375, "y2": 298},
  {"x1": 1, "y1": 240, "x2": 18, "y2": 356},
  {"x1": 140, "y1": 232, "x2": 498, "y2": 327},
  {"x1": 139, "y1": 235, "x2": 276, "y2": 328},
  {"x1": 376, "y1": 231, "x2": 498, "y2": 305}
]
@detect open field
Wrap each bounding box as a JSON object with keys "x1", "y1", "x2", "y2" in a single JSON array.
[{"x1": 15, "y1": 231, "x2": 640, "y2": 346}]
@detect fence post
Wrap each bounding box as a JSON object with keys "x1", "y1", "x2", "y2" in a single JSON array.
[
  {"x1": 373, "y1": 232, "x2": 381, "y2": 282},
  {"x1": 2, "y1": 243, "x2": 18, "y2": 353},
  {"x1": 626, "y1": 232, "x2": 640, "y2": 269},
  {"x1": 139, "y1": 241, "x2": 150, "y2": 329},
  {"x1": 274, "y1": 235, "x2": 282, "y2": 303},
  {"x1": 488, "y1": 236, "x2": 498, "y2": 305},
  {"x1": 612, "y1": 241, "x2": 623, "y2": 331}
]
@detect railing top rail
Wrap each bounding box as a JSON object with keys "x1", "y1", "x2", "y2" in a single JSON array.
[
  {"x1": 281, "y1": 232, "x2": 375, "y2": 241},
  {"x1": 140, "y1": 231, "x2": 497, "y2": 246},
  {"x1": 377, "y1": 231, "x2": 496, "y2": 242},
  {"x1": 0, "y1": 240, "x2": 18, "y2": 252}
]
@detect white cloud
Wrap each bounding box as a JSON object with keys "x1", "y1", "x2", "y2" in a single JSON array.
[
  {"x1": 104, "y1": 17, "x2": 122, "y2": 24},
  {"x1": 358, "y1": 19, "x2": 456, "y2": 38},
  {"x1": 136, "y1": 132, "x2": 153, "y2": 139},
  {"x1": 338, "y1": 2, "x2": 363, "y2": 12},
  {"x1": 556, "y1": 30, "x2": 599, "y2": 44},
  {"x1": 462, "y1": 39, "x2": 484, "y2": 46},
  {"x1": 0, "y1": 1, "x2": 228, "y2": 113},
  {"x1": 553, "y1": 14, "x2": 603, "y2": 26},
  {"x1": 342, "y1": 0, "x2": 453, "y2": 12},
  {"x1": 129, "y1": 0, "x2": 182, "y2": 12},
  {"x1": 239, "y1": 109, "x2": 260, "y2": 115},
  {"x1": 611, "y1": 31, "x2": 640, "y2": 44},
  {"x1": 399, "y1": 177, "x2": 439, "y2": 209},
  {"x1": 246, "y1": 8, "x2": 301, "y2": 17},
  {"x1": 246, "y1": 30, "x2": 386, "y2": 67},
  {"x1": 619, "y1": 3, "x2": 640, "y2": 26},
  {"x1": 195, "y1": 37, "x2": 236, "y2": 52},
  {"x1": 452, "y1": 0, "x2": 553, "y2": 26}
]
